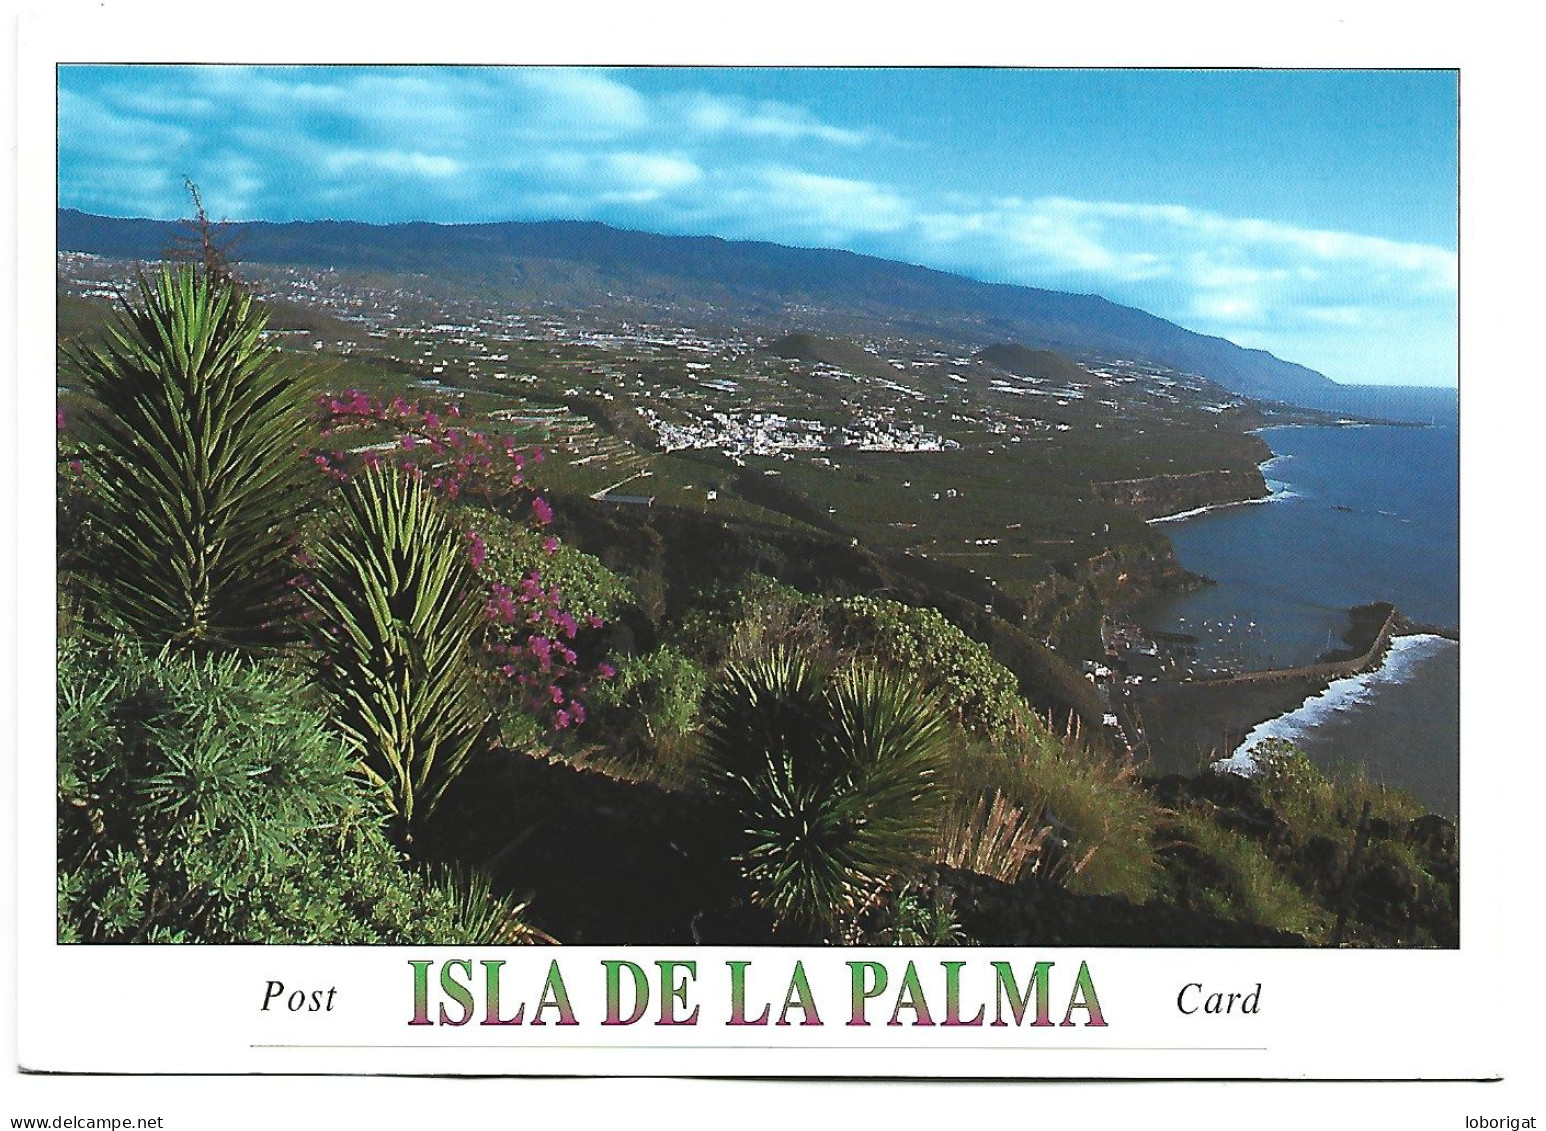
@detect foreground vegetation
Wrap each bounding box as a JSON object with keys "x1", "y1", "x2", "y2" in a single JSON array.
[{"x1": 55, "y1": 254, "x2": 1457, "y2": 948}]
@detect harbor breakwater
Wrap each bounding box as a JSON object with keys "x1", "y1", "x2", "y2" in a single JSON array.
[
  {"x1": 1191, "y1": 602, "x2": 1402, "y2": 689},
  {"x1": 1126, "y1": 603, "x2": 1455, "y2": 791}
]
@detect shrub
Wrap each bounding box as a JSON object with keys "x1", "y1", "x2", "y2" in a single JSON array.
[
  {"x1": 56, "y1": 637, "x2": 543, "y2": 944},
  {"x1": 420, "y1": 868, "x2": 556, "y2": 945},
  {"x1": 61, "y1": 266, "x2": 315, "y2": 651},
  {"x1": 57, "y1": 638, "x2": 356, "y2": 941},
  {"x1": 468, "y1": 506, "x2": 631, "y2": 625},
  {"x1": 589, "y1": 645, "x2": 708, "y2": 783},
  {"x1": 675, "y1": 576, "x2": 829, "y2": 666},
  {"x1": 832, "y1": 596, "x2": 1028, "y2": 742},
  {"x1": 1249, "y1": 739, "x2": 1424, "y2": 840},
  {"x1": 870, "y1": 882, "x2": 968, "y2": 946},
  {"x1": 304, "y1": 397, "x2": 610, "y2": 740},
  {"x1": 470, "y1": 507, "x2": 619, "y2": 739},
  {"x1": 937, "y1": 791, "x2": 1051, "y2": 885},
  {"x1": 697, "y1": 650, "x2": 952, "y2": 940},
  {"x1": 300, "y1": 468, "x2": 492, "y2": 840},
  {"x1": 310, "y1": 388, "x2": 531, "y2": 504}
]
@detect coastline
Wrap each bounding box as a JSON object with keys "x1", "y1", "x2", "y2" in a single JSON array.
[
  {"x1": 1145, "y1": 411, "x2": 1446, "y2": 529},
  {"x1": 1124, "y1": 415, "x2": 1460, "y2": 815},
  {"x1": 1146, "y1": 487, "x2": 1281, "y2": 525},
  {"x1": 1217, "y1": 633, "x2": 1456, "y2": 775},
  {"x1": 1145, "y1": 449, "x2": 1295, "y2": 525},
  {"x1": 1129, "y1": 623, "x2": 1458, "y2": 813}
]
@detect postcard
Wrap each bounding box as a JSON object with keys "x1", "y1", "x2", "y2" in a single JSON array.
[{"x1": 8, "y1": 2, "x2": 1545, "y2": 1124}]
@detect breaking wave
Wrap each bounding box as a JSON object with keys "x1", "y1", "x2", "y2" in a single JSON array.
[{"x1": 1216, "y1": 634, "x2": 1457, "y2": 776}]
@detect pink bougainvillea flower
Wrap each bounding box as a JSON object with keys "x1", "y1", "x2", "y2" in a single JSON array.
[{"x1": 308, "y1": 391, "x2": 607, "y2": 738}]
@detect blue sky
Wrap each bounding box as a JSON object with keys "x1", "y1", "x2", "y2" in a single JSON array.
[{"x1": 58, "y1": 66, "x2": 1458, "y2": 386}]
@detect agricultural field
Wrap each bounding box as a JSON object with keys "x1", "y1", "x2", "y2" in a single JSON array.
[{"x1": 59, "y1": 251, "x2": 1284, "y2": 634}]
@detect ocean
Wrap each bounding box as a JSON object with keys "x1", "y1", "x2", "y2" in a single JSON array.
[{"x1": 1131, "y1": 385, "x2": 1459, "y2": 815}]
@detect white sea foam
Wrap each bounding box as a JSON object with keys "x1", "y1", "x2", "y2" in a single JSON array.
[
  {"x1": 1148, "y1": 482, "x2": 1296, "y2": 524},
  {"x1": 1263, "y1": 479, "x2": 1299, "y2": 499},
  {"x1": 1215, "y1": 634, "x2": 1457, "y2": 776}
]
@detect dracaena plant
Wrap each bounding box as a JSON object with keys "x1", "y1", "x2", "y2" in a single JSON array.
[
  {"x1": 305, "y1": 390, "x2": 609, "y2": 736},
  {"x1": 300, "y1": 466, "x2": 492, "y2": 842},
  {"x1": 697, "y1": 650, "x2": 952, "y2": 940},
  {"x1": 62, "y1": 265, "x2": 316, "y2": 652}
]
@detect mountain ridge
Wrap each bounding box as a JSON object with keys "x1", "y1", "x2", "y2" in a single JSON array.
[{"x1": 57, "y1": 208, "x2": 1337, "y2": 404}]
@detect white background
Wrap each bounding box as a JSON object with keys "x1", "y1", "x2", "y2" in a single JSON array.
[{"x1": 5, "y1": 0, "x2": 1544, "y2": 1124}]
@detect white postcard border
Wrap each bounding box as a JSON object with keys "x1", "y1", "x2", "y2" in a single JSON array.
[{"x1": 11, "y1": 1, "x2": 1544, "y2": 1102}]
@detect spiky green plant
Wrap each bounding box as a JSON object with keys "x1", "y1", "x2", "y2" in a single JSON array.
[
  {"x1": 58, "y1": 637, "x2": 363, "y2": 942},
  {"x1": 62, "y1": 266, "x2": 316, "y2": 651},
  {"x1": 425, "y1": 867, "x2": 557, "y2": 945},
  {"x1": 56, "y1": 634, "x2": 551, "y2": 944},
  {"x1": 875, "y1": 882, "x2": 968, "y2": 946},
  {"x1": 698, "y1": 650, "x2": 951, "y2": 939},
  {"x1": 301, "y1": 467, "x2": 491, "y2": 840}
]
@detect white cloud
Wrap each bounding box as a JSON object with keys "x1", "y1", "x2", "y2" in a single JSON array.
[
  {"x1": 507, "y1": 69, "x2": 650, "y2": 135},
  {"x1": 900, "y1": 193, "x2": 1456, "y2": 369},
  {"x1": 1191, "y1": 294, "x2": 1265, "y2": 324},
  {"x1": 673, "y1": 92, "x2": 871, "y2": 145},
  {"x1": 326, "y1": 149, "x2": 463, "y2": 179},
  {"x1": 605, "y1": 152, "x2": 702, "y2": 190},
  {"x1": 59, "y1": 87, "x2": 193, "y2": 164},
  {"x1": 1056, "y1": 197, "x2": 1458, "y2": 292},
  {"x1": 753, "y1": 167, "x2": 911, "y2": 232},
  {"x1": 648, "y1": 164, "x2": 916, "y2": 251},
  {"x1": 594, "y1": 153, "x2": 704, "y2": 204},
  {"x1": 57, "y1": 67, "x2": 1456, "y2": 384},
  {"x1": 910, "y1": 195, "x2": 1457, "y2": 301},
  {"x1": 1299, "y1": 306, "x2": 1369, "y2": 328},
  {"x1": 518, "y1": 150, "x2": 702, "y2": 206}
]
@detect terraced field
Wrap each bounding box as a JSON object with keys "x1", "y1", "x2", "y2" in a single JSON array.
[{"x1": 57, "y1": 252, "x2": 1333, "y2": 655}]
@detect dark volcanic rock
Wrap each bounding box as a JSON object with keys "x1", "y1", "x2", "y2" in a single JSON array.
[
  {"x1": 423, "y1": 749, "x2": 765, "y2": 945},
  {"x1": 423, "y1": 749, "x2": 1454, "y2": 949}
]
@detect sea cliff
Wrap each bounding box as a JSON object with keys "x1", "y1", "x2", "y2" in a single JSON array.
[{"x1": 1091, "y1": 467, "x2": 1269, "y2": 522}]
